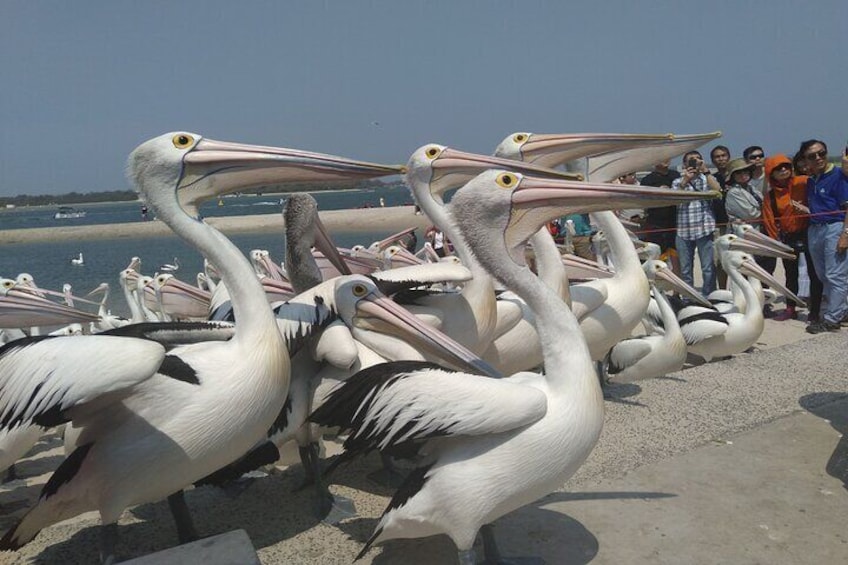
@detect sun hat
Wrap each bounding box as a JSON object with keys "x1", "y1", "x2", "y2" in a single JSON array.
[{"x1": 726, "y1": 158, "x2": 755, "y2": 181}]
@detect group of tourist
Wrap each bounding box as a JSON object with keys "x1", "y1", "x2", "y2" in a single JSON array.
[{"x1": 639, "y1": 140, "x2": 848, "y2": 334}]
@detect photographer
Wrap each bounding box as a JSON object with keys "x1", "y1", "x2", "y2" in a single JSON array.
[
  {"x1": 762, "y1": 154, "x2": 822, "y2": 322},
  {"x1": 671, "y1": 151, "x2": 721, "y2": 294}
]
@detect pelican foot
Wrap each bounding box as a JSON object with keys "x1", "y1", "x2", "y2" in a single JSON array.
[
  {"x1": 318, "y1": 493, "x2": 357, "y2": 525},
  {"x1": 167, "y1": 491, "x2": 199, "y2": 544}
]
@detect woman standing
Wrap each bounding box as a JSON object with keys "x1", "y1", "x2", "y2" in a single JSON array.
[{"x1": 762, "y1": 154, "x2": 822, "y2": 321}]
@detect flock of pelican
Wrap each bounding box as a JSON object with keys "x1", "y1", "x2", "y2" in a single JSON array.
[{"x1": 0, "y1": 129, "x2": 805, "y2": 564}]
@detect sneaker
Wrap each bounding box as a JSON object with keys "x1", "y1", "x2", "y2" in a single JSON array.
[{"x1": 806, "y1": 320, "x2": 840, "y2": 334}]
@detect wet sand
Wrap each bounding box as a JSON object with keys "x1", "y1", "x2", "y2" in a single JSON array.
[{"x1": 0, "y1": 206, "x2": 431, "y2": 245}]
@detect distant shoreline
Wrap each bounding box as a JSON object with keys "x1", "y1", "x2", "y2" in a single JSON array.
[{"x1": 0, "y1": 205, "x2": 431, "y2": 245}]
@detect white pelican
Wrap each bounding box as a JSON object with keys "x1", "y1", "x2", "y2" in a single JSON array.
[
  {"x1": 70, "y1": 252, "x2": 84, "y2": 266},
  {"x1": 0, "y1": 132, "x2": 403, "y2": 562},
  {"x1": 310, "y1": 170, "x2": 707, "y2": 562},
  {"x1": 688, "y1": 251, "x2": 804, "y2": 362},
  {"x1": 604, "y1": 260, "x2": 709, "y2": 383}
]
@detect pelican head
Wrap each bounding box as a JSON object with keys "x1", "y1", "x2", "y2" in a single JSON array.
[
  {"x1": 643, "y1": 259, "x2": 711, "y2": 307},
  {"x1": 405, "y1": 144, "x2": 581, "y2": 200},
  {"x1": 450, "y1": 170, "x2": 719, "y2": 266},
  {"x1": 128, "y1": 132, "x2": 405, "y2": 217},
  {"x1": 334, "y1": 275, "x2": 499, "y2": 377},
  {"x1": 728, "y1": 251, "x2": 806, "y2": 307},
  {"x1": 716, "y1": 234, "x2": 794, "y2": 260},
  {"x1": 284, "y1": 193, "x2": 350, "y2": 278}
]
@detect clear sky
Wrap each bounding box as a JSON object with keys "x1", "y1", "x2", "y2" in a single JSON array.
[{"x1": 1, "y1": 1, "x2": 846, "y2": 197}]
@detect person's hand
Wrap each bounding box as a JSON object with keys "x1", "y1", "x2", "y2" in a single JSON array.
[
  {"x1": 790, "y1": 200, "x2": 810, "y2": 215},
  {"x1": 838, "y1": 231, "x2": 848, "y2": 253},
  {"x1": 680, "y1": 166, "x2": 698, "y2": 184}
]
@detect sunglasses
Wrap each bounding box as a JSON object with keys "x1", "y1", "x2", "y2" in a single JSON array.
[
  {"x1": 747, "y1": 153, "x2": 764, "y2": 160},
  {"x1": 774, "y1": 164, "x2": 792, "y2": 172},
  {"x1": 805, "y1": 149, "x2": 827, "y2": 160}
]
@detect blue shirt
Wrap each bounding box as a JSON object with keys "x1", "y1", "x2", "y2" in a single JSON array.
[
  {"x1": 671, "y1": 174, "x2": 716, "y2": 240},
  {"x1": 807, "y1": 164, "x2": 848, "y2": 224},
  {"x1": 563, "y1": 214, "x2": 594, "y2": 236}
]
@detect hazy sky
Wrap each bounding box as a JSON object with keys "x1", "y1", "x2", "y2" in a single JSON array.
[{"x1": 2, "y1": 1, "x2": 846, "y2": 197}]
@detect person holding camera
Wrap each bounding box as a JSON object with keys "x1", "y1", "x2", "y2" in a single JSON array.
[
  {"x1": 671, "y1": 151, "x2": 721, "y2": 294},
  {"x1": 800, "y1": 139, "x2": 848, "y2": 333},
  {"x1": 762, "y1": 154, "x2": 822, "y2": 322}
]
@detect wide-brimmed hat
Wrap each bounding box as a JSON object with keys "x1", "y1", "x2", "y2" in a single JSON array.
[{"x1": 726, "y1": 158, "x2": 755, "y2": 180}]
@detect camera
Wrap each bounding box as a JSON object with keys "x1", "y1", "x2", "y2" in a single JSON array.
[{"x1": 687, "y1": 157, "x2": 698, "y2": 169}]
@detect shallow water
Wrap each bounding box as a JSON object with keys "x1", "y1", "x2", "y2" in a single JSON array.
[{"x1": 0, "y1": 188, "x2": 415, "y2": 319}]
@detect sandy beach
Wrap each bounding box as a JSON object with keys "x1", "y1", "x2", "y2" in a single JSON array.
[{"x1": 0, "y1": 206, "x2": 430, "y2": 246}]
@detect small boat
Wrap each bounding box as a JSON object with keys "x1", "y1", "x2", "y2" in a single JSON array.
[{"x1": 53, "y1": 206, "x2": 87, "y2": 220}]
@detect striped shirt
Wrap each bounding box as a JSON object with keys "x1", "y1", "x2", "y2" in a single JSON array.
[{"x1": 672, "y1": 174, "x2": 716, "y2": 240}]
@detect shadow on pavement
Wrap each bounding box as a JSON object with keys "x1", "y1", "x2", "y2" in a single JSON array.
[{"x1": 799, "y1": 391, "x2": 848, "y2": 491}]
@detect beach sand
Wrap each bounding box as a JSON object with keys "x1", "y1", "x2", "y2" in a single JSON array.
[{"x1": 0, "y1": 206, "x2": 431, "y2": 245}]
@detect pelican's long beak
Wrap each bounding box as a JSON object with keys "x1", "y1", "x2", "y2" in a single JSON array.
[
  {"x1": 653, "y1": 268, "x2": 712, "y2": 307},
  {"x1": 425, "y1": 147, "x2": 582, "y2": 197},
  {"x1": 178, "y1": 138, "x2": 405, "y2": 212},
  {"x1": 16, "y1": 285, "x2": 103, "y2": 308},
  {"x1": 739, "y1": 256, "x2": 806, "y2": 307},
  {"x1": 737, "y1": 228, "x2": 795, "y2": 256},
  {"x1": 353, "y1": 291, "x2": 501, "y2": 378},
  {"x1": 561, "y1": 255, "x2": 615, "y2": 280},
  {"x1": 507, "y1": 132, "x2": 675, "y2": 169},
  {"x1": 728, "y1": 235, "x2": 794, "y2": 259},
  {"x1": 504, "y1": 174, "x2": 719, "y2": 262},
  {"x1": 1, "y1": 293, "x2": 101, "y2": 327},
  {"x1": 310, "y1": 213, "x2": 352, "y2": 277}
]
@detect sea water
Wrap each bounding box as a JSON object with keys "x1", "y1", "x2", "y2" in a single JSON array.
[{"x1": 0, "y1": 187, "x2": 416, "y2": 319}]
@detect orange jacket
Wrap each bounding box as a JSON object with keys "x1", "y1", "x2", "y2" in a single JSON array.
[{"x1": 762, "y1": 154, "x2": 808, "y2": 239}]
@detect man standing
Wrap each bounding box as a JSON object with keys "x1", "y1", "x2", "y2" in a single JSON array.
[
  {"x1": 800, "y1": 139, "x2": 848, "y2": 333},
  {"x1": 672, "y1": 151, "x2": 721, "y2": 294},
  {"x1": 640, "y1": 161, "x2": 680, "y2": 258},
  {"x1": 710, "y1": 145, "x2": 732, "y2": 189},
  {"x1": 743, "y1": 145, "x2": 767, "y2": 196}
]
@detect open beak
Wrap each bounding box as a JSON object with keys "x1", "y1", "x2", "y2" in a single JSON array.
[
  {"x1": 177, "y1": 138, "x2": 405, "y2": 212},
  {"x1": 426, "y1": 147, "x2": 582, "y2": 197},
  {"x1": 353, "y1": 291, "x2": 501, "y2": 378},
  {"x1": 739, "y1": 256, "x2": 806, "y2": 307},
  {"x1": 654, "y1": 268, "x2": 712, "y2": 307},
  {"x1": 504, "y1": 175, "x2": 719, "y2": 261}
]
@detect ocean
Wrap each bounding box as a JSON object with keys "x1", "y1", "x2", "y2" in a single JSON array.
[{"x1": 0, "y1": 185, "x2": 416, "y2": 319}]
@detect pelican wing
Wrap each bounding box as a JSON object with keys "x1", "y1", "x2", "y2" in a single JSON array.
[
  {"x1": 606, "y1": 338, "x2": 653, "y2": 374},
  {"x1": 0, "y1": 335, "x2": 165, "y2": 430},
  {"x1": 679, "y1": 309, "x2": 730, "y2": 345},
  {"x1": 312, "y1": 320, "x2": 359, "y2": 369},
  {"x1": 273, "y1": 297, "x2": 336, "y2": 356},
  {"x1": 569, "y1": 283, "x2": 609, "y2": 321},
  {"x1": 310, "y1": 361, "x2": 546, "y2": 465},
  {"x1": 101, "y1": 321, "x2": 235, "y2": 347}
]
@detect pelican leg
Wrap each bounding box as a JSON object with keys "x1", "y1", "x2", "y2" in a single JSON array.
[
  {"x1": 167, "y1": 490, "x2": 199, "y2": 544},
  {"x1": 480, "y1": 523, "x2": 545, "y2": 564},
  {"x1": 300, "y1": 442, "x2": 356, "y2": 524},
  {"x1": 99, "y1": 523, "x2": 119, "y2": 565}
]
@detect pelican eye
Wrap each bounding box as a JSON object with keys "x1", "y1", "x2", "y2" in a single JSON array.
[
  {"x1": 512, "y1": 133, "x2": 528, "y2": 143},
  {"x1": 495, "y1": 173, "x2": 518, "y2": 188},
  {"x1": 425, "y1": 146, "x2": 441, "y2": 159},
  {"x1": 2, "y1": 281, "x2": 14, "y2": 288},
  {"x1": 172, "y1": 134, "x2": 194, "y2": 149},
  {"x1": 352, "y1": 284, "x2": 368, "y2": 297}
]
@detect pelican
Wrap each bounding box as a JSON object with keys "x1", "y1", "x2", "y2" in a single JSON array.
[
  {"x1": 688, "y1": 250, "x2": 805, "y2": 362},
  {"x1": 604, "y1": 260, "x2": 710, "y2": 383},
  {"x1": 70, "y1": 252, "x2": 84, "y2": 266},
  {"x1": 0, "y1": 132, "x2": 403, "y2": 562},
  {"x1": 310, "y1": 170, "x2": 708, "y2": 563}
]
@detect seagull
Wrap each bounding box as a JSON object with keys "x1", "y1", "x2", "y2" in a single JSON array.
[{"x1": 158, "y1": 257, "x2": 180, "y2": 273}]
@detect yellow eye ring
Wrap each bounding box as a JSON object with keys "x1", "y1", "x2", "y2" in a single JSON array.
[
  {"x1": 495, "y1": 173, "x2": 518, "y2": 188},
  {"x1": 172, "y1": 134, "x2": 194, "y2": 149},
  {"x1": 512, "y1": 133, "x2": 527, "y2": 143},
  {"x1": 425, "y1": 146, "x2": 441, "y2": 159},
  {"x1": 352, "y1": 284, "x2": 368, "y2": 297}
]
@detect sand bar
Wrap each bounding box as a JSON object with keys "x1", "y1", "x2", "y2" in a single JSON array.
[{"x1": 0, "y1": 206, "x2": 431, "y2": 245}]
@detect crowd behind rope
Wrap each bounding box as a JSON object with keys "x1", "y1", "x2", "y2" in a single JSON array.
[{"x1": 548, "y1": 139, "x2": 848, "y2": 335}]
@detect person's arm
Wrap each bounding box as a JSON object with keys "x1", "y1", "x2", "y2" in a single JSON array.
[
  {"x1": 704, "y1": 173, "x2": 721, "y2": 192},
  {"x1": 724, "y1": 188, "x2": 762, "y2": 222}
]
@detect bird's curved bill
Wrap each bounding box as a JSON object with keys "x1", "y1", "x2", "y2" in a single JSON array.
[
  {"x1": 178, "y1": 138, "x2": 405, "y2": 205},
  {"x1": 653, "y1": 268, "x2": 712, "y2": 307},
  {"x1": 0, "y1": 294, "x2": 100, "y2": 327},
  {"x1": 561, "y1": 254, "x2": 615, "y2": 279},
  {"x1": 505, "y1": 175, "x2": 719, "y2": 262},
  {"x1": 354, "y1": 292, "x2": 501, "y2": 378},
  {"x1": 739, "y1": 257, "x2": 805, "y2": 307},
  {"x1": 426, "y1": 148, "x2": 582, "y2": 196},
  {"x1": 512, "y1": 132, "x2": 674, "y2": 168}
]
